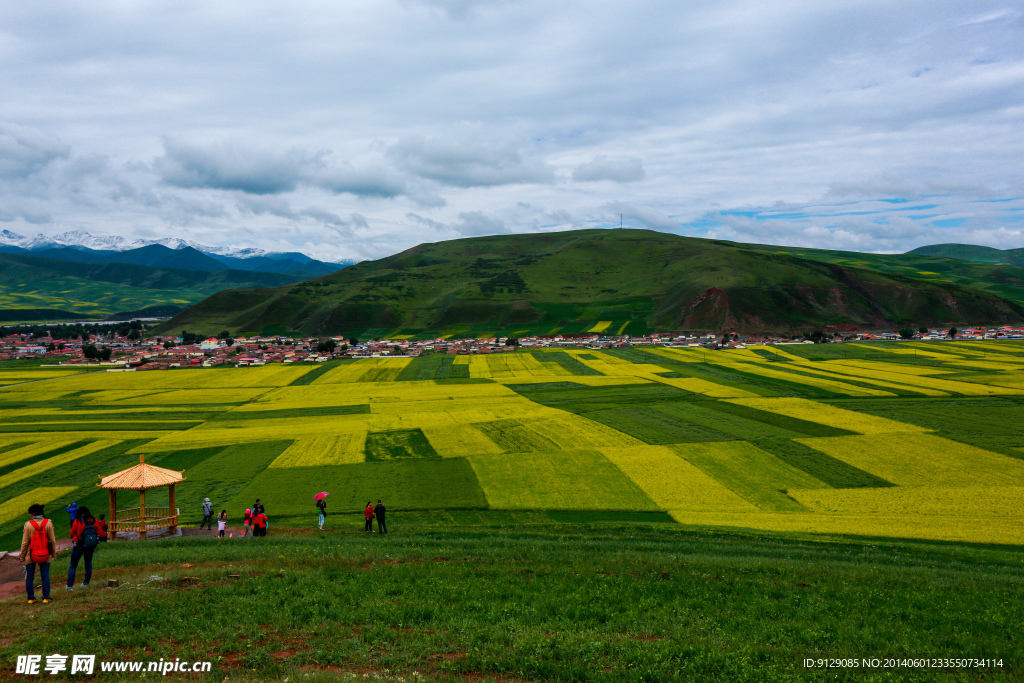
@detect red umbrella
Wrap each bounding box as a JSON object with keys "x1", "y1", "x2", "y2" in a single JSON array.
[{"x1": 313, "y1": 492, "x2": 330, "y2": 501}]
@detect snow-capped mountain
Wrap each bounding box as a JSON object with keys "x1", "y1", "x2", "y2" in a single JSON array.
[{"x1": 0, "y1": 229, "x2": 320, "y2": 262}]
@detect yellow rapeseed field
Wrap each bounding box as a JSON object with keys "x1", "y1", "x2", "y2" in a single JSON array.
[
  {"x1": 726, "y1": 397, "x2": 929, "y2": 434},
  {"x1": 0, "y1": 488, "x2": 79, "y2": 526},
  {"x1": 420, "y1": 424, "x2": 504, "y2": 458},
  {"x1": 667, "y1": 509, "x2": 1024, "y2": 545},
  {"x1": 268, "y1": 433, "x2": 366, "y2": 468},
  {"x1": 600, "y1": 446, "x2": 759, "y2": 512},
  {"x1": 717, "y1": 362, "x2": 895, "y2": 397},
  {"x1": 670, "y1": 441, "x2": 826, "y2": 511},
  {"x1": 0, "y1": 440, "x2": 117, "y2": 490},
  {"x1": 796, "y1": 433, "x2": 1024, "y2": 487},
  {"x1": 0, "y1": 440, "x2": 79, "y2": 469},
  {"x1": 2, "y1": 343, "x2": 1023, "y2": 545},
  {"x1": 467, "y1": 450, "x2": 659, "y2": 510}
]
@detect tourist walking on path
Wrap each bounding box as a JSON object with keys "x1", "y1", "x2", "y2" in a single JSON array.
[
  {"x1": 96, "y1": 514, "x2": 108, "y2": 542},
  {"x1": 364, "y1": 502, "x2": 374, "y2": 532},
  {"x1": 67, "y1": 507, "x2": 99, "y2": 590},
  {"x1": 200, "y1": 498, "x2": 214, "y2": 529},
  {"x1": 20, "y1": 504, "x2": 56, "y2": 604},
  {"x1": 315, "y1": 492, "x2": 328, "y2": 531},
  {"x1": 217, "y1": 510, "x2": 227, "y2": 539},
  {"x1": 252, "y1": 509, "x2": 268, "y2": 537},
  {"x1": 65, "y1": 502, "x2": 77, "y2": 526},
  {"x1": 243, "y1": 509, "x2": 253, "y2": 538},
  {"x1": 374, "y1": 500, "x2": 387, "y2": 535}
]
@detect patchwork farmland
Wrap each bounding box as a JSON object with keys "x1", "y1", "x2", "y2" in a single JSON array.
[{"x1": 2, "y1": 341, "x2": 1024, "y2": 549}]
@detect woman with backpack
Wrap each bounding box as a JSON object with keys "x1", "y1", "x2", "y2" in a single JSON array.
[
  {"x1": 19, "y1": 503, "x2": 56, "y2": 604},
  {"x1": 67, "y1": 507, "x2": 99, "y2": 590}
]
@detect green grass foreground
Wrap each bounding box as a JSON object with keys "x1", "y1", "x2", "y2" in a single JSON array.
[{"x1": 3, "y1": 523, "x2": 1022, "y2": 682}]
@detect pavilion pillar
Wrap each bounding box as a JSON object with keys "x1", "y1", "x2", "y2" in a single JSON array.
[
  {"x1": 168, "y1": 484, "x2": 176, "y2": 534},
  {"x1": 139, "y1": 488, "x2": 147, "y2": 541},
  {"x1": 109, "y1": 489, "x2": 117, "y2": 541}
]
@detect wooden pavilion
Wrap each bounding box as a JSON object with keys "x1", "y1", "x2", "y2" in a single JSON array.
[{"x1": 97, "y1": 455, "x2": 185, "y2": 540}]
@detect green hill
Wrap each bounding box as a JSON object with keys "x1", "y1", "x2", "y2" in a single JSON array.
[
  {"x1": 907, "y1": 243, "x2": 1024, "y2": 268},
  {"x1": 157, "y1": 229, "x2": 1024, "y2": 337},
  {"x1": 0, "y1": 252, "x2": 305, "y2": 321},
  {"x1": 742, "y1": 243, "x2": 1024, "y2": 309}
]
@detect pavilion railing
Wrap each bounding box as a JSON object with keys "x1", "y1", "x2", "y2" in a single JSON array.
[{"x1": 110, "y1": 507, "x2": 180, "y2": 533}]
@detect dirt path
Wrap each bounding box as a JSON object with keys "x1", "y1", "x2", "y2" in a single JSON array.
[{"x1": 1, "y1": 539, "x2": 78, "y2": 598}]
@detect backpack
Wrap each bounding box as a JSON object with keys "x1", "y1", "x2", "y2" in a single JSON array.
[
  {"x1": 29, "y1": 519, "x2": 51, "y2": 564},
  {"x1": 78, "y1": 519, "x2": 99, "y2": 550},
  {"x1": 203, "y1": 502, "x2": 213, "y2": 516}
]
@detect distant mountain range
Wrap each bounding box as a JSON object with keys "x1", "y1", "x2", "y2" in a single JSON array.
[
  {"x1": 0, "y1": 229, "x2": 353, "y2": 276},
  {"x1": 157, "y1": 229, "x2": 1024, "y2": 339},
  {"x1": 0, "y1": 230, "x2": 353, "y2": 323}
]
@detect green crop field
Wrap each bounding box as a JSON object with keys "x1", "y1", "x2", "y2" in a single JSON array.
[
  {"x1": 1, "y1": 341, "x2": 1024, "y2": 551},
  {"x1": 3, "y1": 342, "x2": 1024, "y2": 681},
  {"x1": 2, "y1": 525, "x2": 1022, "y2": 682}
]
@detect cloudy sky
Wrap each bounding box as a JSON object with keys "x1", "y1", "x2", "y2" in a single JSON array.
[{"x1": 1, "y1": 0, "x2": 1022, "y2": 261}]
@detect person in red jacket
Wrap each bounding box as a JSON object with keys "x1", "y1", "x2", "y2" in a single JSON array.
[
  {"x1": 364, "y1": 501, "x2": 374, "y2": 533},
  {"x1": 252, "y1": 510, "x2": 268, "y2": 537},
  {"x1": 96, "y1": 514, "x2": 109, "y2": 542},
  {"x1": 67, "y1": 507, "x2": 99, "y2": 590}
]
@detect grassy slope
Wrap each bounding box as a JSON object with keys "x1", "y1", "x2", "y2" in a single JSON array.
[
  {"x1": 745, "y1": 242, "x2": 1024, "y2": 307},
  {"x1": 2, "y1": 524, "x2": 1020, "y2": 682},
  {"x1": 907, "y1": 243, "x2": 1024, "y2": 268},
  {"x1": 0, "y1": 252, "x2": 303, "y2": 318},
  {"x1": 157, "y1": 229, "x2": 1024, "y2": 337}
]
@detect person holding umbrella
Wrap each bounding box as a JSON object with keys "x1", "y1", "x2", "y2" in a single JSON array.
[{"x1": 314, "y1": 492, "x2": 329, "y2": 531}]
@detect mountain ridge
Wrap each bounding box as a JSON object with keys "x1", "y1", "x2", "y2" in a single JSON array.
[
  {"x1": 0, "y1": 228, "x2": 353, "y2": 269},
  {"x1": 157, "y1": 229, "x2": 1024, "y2": 338}
]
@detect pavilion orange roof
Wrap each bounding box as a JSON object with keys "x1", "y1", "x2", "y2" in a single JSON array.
[{"x1": 97, "y1": 455, "x2": 185, "y2": 490}]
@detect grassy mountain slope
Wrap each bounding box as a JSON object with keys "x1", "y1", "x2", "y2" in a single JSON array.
[
  {"x1": 0, "y1": 252, "x2": 304, "y2": 320},
  {"x1": 742, "y1": 243, "x2": 1024, "y2": 308},
  {"x1": 907, "y1": 243, "x2": 1024, "y2": 268},
  {"x1": 158, "y1": 229, "x2": 1024, "y2": 337}
]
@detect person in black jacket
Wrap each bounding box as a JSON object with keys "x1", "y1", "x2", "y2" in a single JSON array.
[{"x1": 374, "y1": 500, "x2": 387, "y2": 535}]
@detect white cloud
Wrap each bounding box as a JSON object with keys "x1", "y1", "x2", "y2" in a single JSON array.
[
  {"x1": 572, "y1": 156, "x2": 645, "y2": 183},
  {"x1": 0, "y1": 0, "x2": 1019, "y2": 260},
  {"x1": 390, "y1": 127, "x2": 554, "y2": 188},
  {"x1": 607, "y1": 202, "x2": 679, "y2": 231},
  {"x1": 0, "y1": 122, "x2": 70, "y2": 180}
]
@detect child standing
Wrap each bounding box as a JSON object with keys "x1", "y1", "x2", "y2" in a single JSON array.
[{"x1": 217, "y1": 510, "x2": 227, "y2": 539}]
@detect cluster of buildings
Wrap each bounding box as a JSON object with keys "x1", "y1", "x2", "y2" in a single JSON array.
[{"x1": 1, "y1": 325, "x2": 1022, "y2": 368}]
